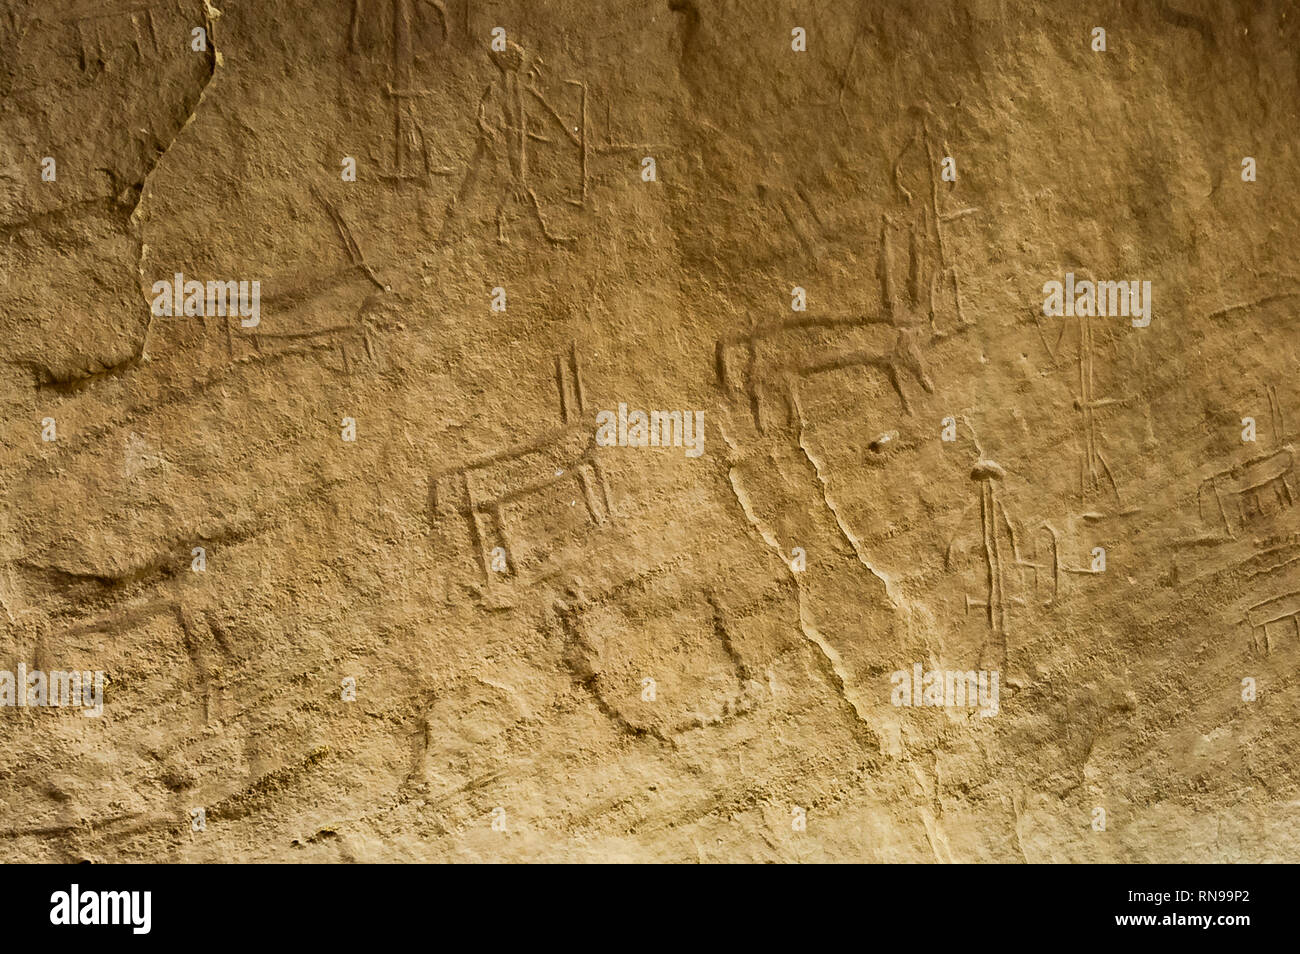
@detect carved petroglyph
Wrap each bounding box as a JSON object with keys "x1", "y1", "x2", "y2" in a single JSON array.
[
  {"x1": 361, "y1": 0, "x2": 457, "y2": 182},
  {"x1": 716, "y1": 314, "x2": 933, "y2": 431},
  {"x1": 2, "y1": 1, "x2": 182, "y2": 95},
  {"x1": 716, "y1": 121, "x2": 979, "y2": 433},
  {"x1": 1038, "y1": 285, "x2": 1132, "y2": 512},
  {"x1": 430, "y1": 345, "x2": 612, "y2": 589},
  {"x1": 1264, "y1": 384, "x2": 1288, "y2": 445},
  {"x1": 883, "y1": 114, "x2": 978, "y2": 339},
  {"x1": 1198, "y1": 449, "x2": 1296, "y2": 540},
  {"x1": 553, "y1": 579, "x2": 758, "y2": 741},
  {"x1": 945, "y1": 459, "x2": 1058, "y2": 668},
  {"x1": 1244, "y1": 589, "x2": 1300, "y2": 655},
  {"x1": 73, "y1": 4, "x2": 163, "y2": 76},
  {"x1": 314, "y1": 187, "x2": 391, "y2": 293},
  {"x1": 215, "y1": 188, "x2": 388, "y2": 372},
  {"x1": 766, "y1": 183, "x2": 829, "y2": 257},
  {"x1": 1171, "y1": 390, "x2": 1296, "y2": 591},
  {"x1": 438, "y1": 42, "x2": 585, "y2": 246},
  {"x1": 436, "y1": 41, "x2": 664, "y2": 247},
  {"x1": 1206, "y1": 290, "x2": 1300, "y2": 324}
]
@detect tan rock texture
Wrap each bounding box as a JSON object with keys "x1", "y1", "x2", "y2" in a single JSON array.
[{"x1": 1, "y1": 0, "x2": 1297, "y2": 862}]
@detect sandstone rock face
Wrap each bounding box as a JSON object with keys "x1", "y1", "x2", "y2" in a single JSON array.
[{"x1": 0, "y1": 0, "x2": 1296, "y2": 863}]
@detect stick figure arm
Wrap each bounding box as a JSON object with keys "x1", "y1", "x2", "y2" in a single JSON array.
[
  {"x1": 527, "y1": 84, "x2": 582, "y2": 146},
  {"x1": 476, "y1": 85, "x2": 502, "y2": 140}
]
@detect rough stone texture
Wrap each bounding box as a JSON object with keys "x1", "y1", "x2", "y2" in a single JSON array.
[{"x1": 0, "y1": 0, "x2": 1297, "y2": 862}]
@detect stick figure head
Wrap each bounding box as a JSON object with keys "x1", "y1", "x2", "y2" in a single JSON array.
[{"x1": 490, "y1": 40, "x2": 527, "y2": 75}]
